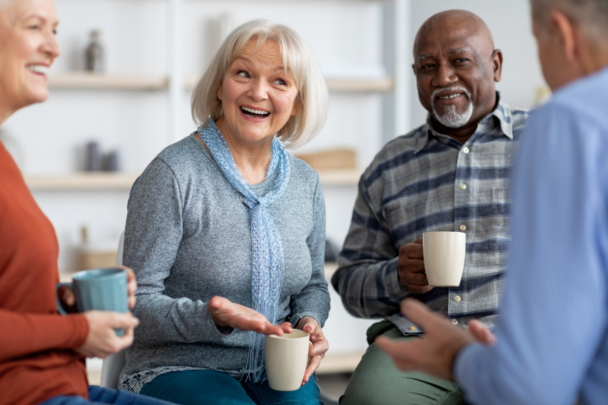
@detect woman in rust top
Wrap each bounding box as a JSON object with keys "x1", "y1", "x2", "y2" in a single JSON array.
[{"x1": 0, "y1": 0, "x2": 170, "y2": 404}]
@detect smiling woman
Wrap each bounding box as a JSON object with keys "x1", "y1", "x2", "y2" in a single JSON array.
[
  {"x1": 192, "y1": 19, "x2": 327, "y2": 150},
  {"x1": 0, "y1": 0, "x2": 59, "y2": 124},
  {"x1": 0, "y1": 1, "x2": 183, "y2": 405},
  {"x1": 120, "y1": 18, "x2": 330, "y2": 405}
]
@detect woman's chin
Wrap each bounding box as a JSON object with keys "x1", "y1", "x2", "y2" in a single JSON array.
[{"x1": 23, "y1": 88, "x2": 50, "y2": 107}]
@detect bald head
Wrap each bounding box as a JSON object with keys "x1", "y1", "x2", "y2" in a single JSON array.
[
  {"x1": 414, "y1": 10, "x2": 495, "y2": 59},
  {"x1": 411, "y1": 10, "x2": 502, "y2": 139}
]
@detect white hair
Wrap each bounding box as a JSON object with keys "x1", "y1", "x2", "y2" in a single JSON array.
[
  {"x1": 191, "y1": 19, "x2": 328, "y2": 149},
  {"x1": 530, "y1": 0, "x2": 608, "y2": 39},
  {"x1": 431, "y1": 87, "x2": 474, "y2": 128}
]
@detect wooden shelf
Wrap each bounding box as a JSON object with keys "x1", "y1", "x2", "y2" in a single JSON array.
[
  {"x1": 325, "y1": 77, "x2": 393, "y2": 92},
  {"x1": 317, "y1": 169, "x2": 362, "y2": 185},
  {"x1": 25, "y1": 173, "x2": 139, "y2": 190},
  {"x1": 48, "y1": 73, "x2": 168, "y2": 90},
  {"x1": 25, "y1": 169, "x2": 360, "y2": 190}
]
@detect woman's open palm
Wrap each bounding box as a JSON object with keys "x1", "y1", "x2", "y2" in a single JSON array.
[{"x1": 208, "y1": 296, "x2": 292, "y2": 336}]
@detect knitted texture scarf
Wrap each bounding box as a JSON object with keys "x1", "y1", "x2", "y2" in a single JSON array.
[{"x1": 198, "y1": 119, "x2": 290, "y2": 382}]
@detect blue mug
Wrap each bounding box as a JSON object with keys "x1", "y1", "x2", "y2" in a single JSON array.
[{"x1": 56, "y1": 268, "x2": 128, "y2": 336}]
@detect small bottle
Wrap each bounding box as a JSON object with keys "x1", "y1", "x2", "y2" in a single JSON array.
[
  {"x1": 85, "y1": 30, "x2": 104, "y2": 73},
  {"x1": 85, "y1": 141, "x2": 102, "y2": 172}
]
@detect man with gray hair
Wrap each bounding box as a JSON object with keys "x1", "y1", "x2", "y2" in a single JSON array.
[
  {"x1": 378, "y1": 0, "x2": 608, "y2": 404},
  {"x1": 332, "y1": 9, "x2": 529, "y2": 405}
]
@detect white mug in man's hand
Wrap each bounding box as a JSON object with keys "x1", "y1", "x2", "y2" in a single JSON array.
[{"x1": 422, "y1": 231, "x2": 466, "y2": 287}]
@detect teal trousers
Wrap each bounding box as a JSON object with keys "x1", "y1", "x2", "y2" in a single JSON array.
[
  {"x1": 140, "y1": 369, "x2": 322, "y2": 405},
  {"x1": 340, "y1": 321, "x2": 468, "y2": 405}
]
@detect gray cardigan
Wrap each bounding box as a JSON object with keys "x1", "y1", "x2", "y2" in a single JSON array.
[{"x1": 119, "y1": 134, "x2": 330, "y2": 392}]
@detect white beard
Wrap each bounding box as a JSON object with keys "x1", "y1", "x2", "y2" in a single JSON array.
[{"x1": 431, "y1": 87, "x2": 474, "y2": 128}]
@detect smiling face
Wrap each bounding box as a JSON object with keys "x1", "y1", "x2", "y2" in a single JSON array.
[
  {"x1": 0, "y1": 0, "x2": 59, "y2": 120},
  {"x1": 215, "y1": 39, "x2": 300, "y2": 148},
  {"x1": 413, "y1": 11, "x2": 502, "y2": 135}
]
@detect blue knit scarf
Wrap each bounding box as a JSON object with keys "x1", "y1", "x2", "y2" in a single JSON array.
[{"x1": 198, "y1": 119, "x2": 290, "y2": 382}]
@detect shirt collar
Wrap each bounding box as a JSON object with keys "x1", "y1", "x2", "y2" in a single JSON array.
[{"x1": 414, "y1": 92, "x2": 513, "y2": 155}]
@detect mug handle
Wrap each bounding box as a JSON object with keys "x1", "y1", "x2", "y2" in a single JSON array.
[{"x1": 56, "y1": 282, "x2": 73, "y2": 315}]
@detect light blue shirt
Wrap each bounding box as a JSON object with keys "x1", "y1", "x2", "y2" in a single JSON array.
[{"x1": 455, "y1": 66, "x2": 608, "y2": 405}]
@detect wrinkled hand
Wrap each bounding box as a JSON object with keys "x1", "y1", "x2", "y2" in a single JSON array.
[
  {"x1": 376, "y1": 299, "x2": 476, "y2": 381},
  {"x1": 398, "y1": 239, "x2": 434, "y2": 295},
  {"x1": 60, "y1": 267, "x2": 138, "y2": 312},
  {"x1": 76, "y1": 311, "x2": 139, "y2": 358},
  {"x1": 297, "y1": 316, "x2": 328, "y2": 386},
  {"x1": 207, "y1": 296, "x2": 293, "y2": 336}
]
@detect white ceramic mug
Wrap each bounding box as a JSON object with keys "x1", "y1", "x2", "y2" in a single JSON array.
[
  {"x1": 422, "y1": 231, "x2": 466, "y2": 287},
  {"x1": 265, "y1": 330, "x2": 310, "y2": 391}
]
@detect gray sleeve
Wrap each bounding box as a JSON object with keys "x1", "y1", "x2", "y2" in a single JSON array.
[
  {"x1": 331, "y1": 179, "x2": 409, "y2": 319},
  {"x1": 289, "y1": 178, "x2": 331, "y2": 328},
  {"x1": 124, "y1": 158, "x2": 232, "y2": 345}
]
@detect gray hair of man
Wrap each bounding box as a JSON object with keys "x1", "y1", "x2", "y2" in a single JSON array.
[
  {"x1": 191, "y1": 19, "x2": 328, "y2": 149},
  {"x1": 530, "y1": 0, "x2": 608, "y2": 40}
]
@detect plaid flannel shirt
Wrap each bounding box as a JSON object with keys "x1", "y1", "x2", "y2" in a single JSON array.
[{"x1": 332, "y1": 98, "x2": 530, "y2": 335}]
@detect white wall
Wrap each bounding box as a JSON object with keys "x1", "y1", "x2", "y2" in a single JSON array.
[{"x1": 408, "y1": 0, "x2": 546, "y2": 128}]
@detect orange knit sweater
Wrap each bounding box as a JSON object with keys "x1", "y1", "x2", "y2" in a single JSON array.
[{"x1": 0, "y1": 142, "x2": 89, "y2": 405}]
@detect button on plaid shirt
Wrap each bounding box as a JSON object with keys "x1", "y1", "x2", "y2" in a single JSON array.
[{"x1": 331, "y1": 99, "x2": 530, "y2": 335}]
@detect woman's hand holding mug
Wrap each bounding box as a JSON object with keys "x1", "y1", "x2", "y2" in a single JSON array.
[
  {"x1": 296, "y1": 316, "x2": 329, "y2": 386},
  {"x1": 76, "y1": 311, "x2": 139, "y2": 358},
  {"x1": 58, "y1": 267, "x2": 140, "y2": 358}
]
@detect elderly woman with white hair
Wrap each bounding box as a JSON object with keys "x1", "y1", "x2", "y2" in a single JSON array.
[{"x1": 120, "y1": 20, "x2": 331, "y2": 404}]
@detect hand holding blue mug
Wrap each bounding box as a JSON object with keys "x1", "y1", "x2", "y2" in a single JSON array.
[
  {"x1": 75, "y1": 310, "x2": 139, "y2": 359},
  {"x1": 56, "y1": 267, "x2": 140, "y2": 359},
  {"x1": 58, "y1": 266, "x2": 137, "y2": 312},
  {"x1": 56, "y1": 268, "x2": 132, "y2": 336}
]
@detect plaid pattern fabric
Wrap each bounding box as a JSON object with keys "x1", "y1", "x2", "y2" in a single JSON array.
[{"x1": 331, "y1": 98, "x2": 530, "y2": 335}]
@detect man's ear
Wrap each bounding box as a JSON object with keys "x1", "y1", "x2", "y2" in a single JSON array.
[
  {"x1": 550, "y1": 10, "x2": 578, "y2": 63},
  {"x1": 411, "y1": 63, "x2": 417, "y2": 76},
  {"x1": 492, "y1": 49, "x2": 503, "y2": 82}
]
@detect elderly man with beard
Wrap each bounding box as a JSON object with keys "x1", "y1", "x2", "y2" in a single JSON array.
[
  {"x1": 378, "y1": 0, "x2": 608, "y2": 404},
  {"x1": 331, "y1": 10, "x2": 529, "y2": 405}
]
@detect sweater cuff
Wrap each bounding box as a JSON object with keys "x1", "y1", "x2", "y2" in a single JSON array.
[
  {"x1": 384, "y1": 257, "x2": 410, "y2": 299},
  {"x1": 290, "y1": 313, "x2": 322, "y2": 329},
  {"x1": 69, "y1": 314, "x2": 90, "y2": 349},
  {"x1": 51, "y1": 313, "x2": 90, "y2": 350}
]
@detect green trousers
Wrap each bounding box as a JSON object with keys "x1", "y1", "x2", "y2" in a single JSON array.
[{"x1": 340, "y1": 321, "x2": 468, "y2": 405}]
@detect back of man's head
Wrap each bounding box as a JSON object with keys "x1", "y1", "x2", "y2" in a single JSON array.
[{"x1": 531, "y1": 0, "x2": 608, "y2": 41}]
